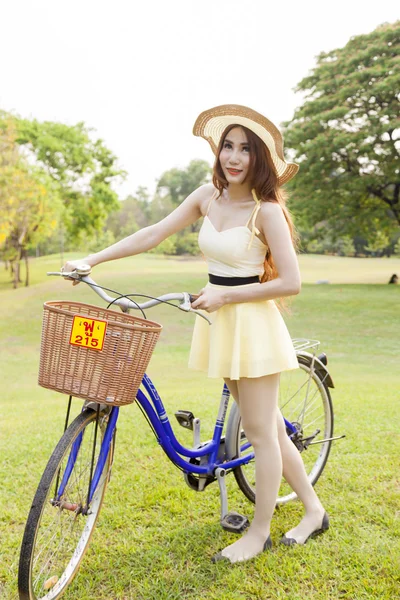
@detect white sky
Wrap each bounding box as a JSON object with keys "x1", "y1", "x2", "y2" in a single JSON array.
[{"x1": 1, "y1": 0, "x2": 398, "y2": 198}]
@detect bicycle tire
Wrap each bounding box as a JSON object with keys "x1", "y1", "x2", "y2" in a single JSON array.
[
  {"x1": 18, "y1": 408, "x2": 115, "y2": 600},
  {"x1": 226, "y1": 358, "x2": 334, "y2": 505}
]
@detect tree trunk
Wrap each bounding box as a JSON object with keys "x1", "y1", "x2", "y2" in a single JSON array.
[
  {"x1": 24, "y1": 251, "x2": 29, "y2": 287},
  {"x1": 13, "y1": 261, "x2": 19, "y2": 289},
  {"x1": 17, "y1": 246, "x2": 23, "y2": 283},
  {"x1": 18, "y1": 260, "x2": 22, "y2": 282}
]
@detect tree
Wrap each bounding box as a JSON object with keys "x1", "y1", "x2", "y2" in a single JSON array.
[
  {"x1": 105, "y1": 188, "x2": 153, "y2": 241},
  {"x1": 156, "y1": 159, "x2": 211, "y2": 231},
  {"x1": 0, "y1": 118, "x2": 61, "y2": 287},
  {"x1": 14, "y1": 116, "x2": 126, "y2": 244},
  {"x1": 365, "y1": 229, "x2": 390, "y2": 256},
  {"x1": 284, "y1": 22, "x2": 400, "y2": 243},
  {"x1": 0, "y1": 116, "x2": 19, "y2": 247},
  {"x1": 106, "y1": 196, "x2": 139, "y2": 241},
  {"x1": 154, "y1": 159, "x2": 211, "y2": 255},
  {"x1": 0, "y1": 112, "x2": 124, "y2": 286}
]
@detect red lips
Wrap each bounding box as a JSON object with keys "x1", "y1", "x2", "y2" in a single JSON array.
[{"x1": 227, "y1": 168, "x2": 242, "y2": 175}]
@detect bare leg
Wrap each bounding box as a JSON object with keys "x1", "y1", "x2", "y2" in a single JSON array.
[
  {"x1": 223, "y1": 377, "x2": 239, "y2": 408},
  {"x1": 224, "y1": 378, "x2": 327, "y2": 545},
  {"x1": 217, "y1": 374, "x2": 281, "y2": 563},
  {"x1": 277, "y1": 411, "x2": 327, "y2": 543}
]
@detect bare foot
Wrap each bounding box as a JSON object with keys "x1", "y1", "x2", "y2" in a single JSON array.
[{"x1": 213, "y1": 525, "x2": 271, "y2": 564}]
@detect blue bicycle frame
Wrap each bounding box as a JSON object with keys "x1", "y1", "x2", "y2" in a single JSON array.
[{"x1": 56, "y1": 374, "x2": 297, "y2": 505}]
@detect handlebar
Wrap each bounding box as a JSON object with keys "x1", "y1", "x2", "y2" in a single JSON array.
[{"x1": 47, "y1": 265, "x2": 211, "y2": 324}]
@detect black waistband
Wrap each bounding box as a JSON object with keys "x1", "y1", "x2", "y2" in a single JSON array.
[{"x1": 208, "y1": 274, "x2": 260, "y2": 286}]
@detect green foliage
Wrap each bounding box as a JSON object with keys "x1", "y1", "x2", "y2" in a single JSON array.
[
  {"x1": 156, "y1": 159, "x2": 211, "y2": 235},
  {"x1": 153, "y1": 159, "x2": 211, "y2": 255},
  {"x1": 104, "y1": 160, "x2": 212, "y2": 257},
  {"x1": 105, "y1": 195, "x2": 142, "y2": 240},
  {"x1": 149, "y1": 234, "x2": 177, "y2": 255},
  {"x1": 0, "y1": 118, "x2": 62, "y2": 286},
  {"x1": 284, "y1": 21, "x2": 400, "y2": 241},
  {"x1": 302, "y1": 236, "x2": 352, "y2": 256},
  {"x1": 0, "y1": 115, "x2": 19, "y2": 245},
  {"x1": 175, "y1": 231, "x2": 200, "y2": 255},
  {"x1": 157, "y1": 159, "x2": 211, "y2": 208},
  {"x1": 299, "y1": 222, "x2": 357, "y2": 256},
  {"x1": 336, "y1": 236, "x2": 356, "y2": 257},
  {"x1": 0, "y1": 111, "x2": 126, "y2": 285},
  {"x1": 85, "y1": 230, "x2": 116, "y2": 254},
  {"x1": 148, "y1": 192, "x2": 175, "y2": 224},
  {"x1": 14, "y1": 115, "x2": 126, "y2": 240},
  {"x1": 365, "y1": 230, "x2": 390, "y2": 255}
]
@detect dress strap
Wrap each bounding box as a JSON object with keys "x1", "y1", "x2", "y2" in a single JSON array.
[
  {"x1": 206, "y1": 189, "x2": 219, "y2": 216},
  {"x1": 246, "y1": 189, "x2": 262, "y2": 249}
]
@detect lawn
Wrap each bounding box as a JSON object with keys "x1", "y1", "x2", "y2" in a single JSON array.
[{"x1": 0, "y1": 254, "x2": 399, "y2": 599}]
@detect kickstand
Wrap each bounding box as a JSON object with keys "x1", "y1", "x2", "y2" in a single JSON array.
[{"x1": 215, "y1": 467, "x2": 249, "y2": 534}]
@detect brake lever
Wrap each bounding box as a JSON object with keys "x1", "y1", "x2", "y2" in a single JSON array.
[
  {"x1": 191, "y1": 309, "x2": 212, "y2": 324},
  {"x1": 47, "y1": 264, "x2": 92, "y2": 279},
  {"x1": 47, "y1": 271, "x2": 80, "y2": 279},
  {"x1": 178, "y1": 293, "x2": 212, "y2": 325}
]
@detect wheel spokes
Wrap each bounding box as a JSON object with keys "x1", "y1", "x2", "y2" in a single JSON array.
[{"x1": 30, "y1": 420, "x2": 106, "y2": 597}]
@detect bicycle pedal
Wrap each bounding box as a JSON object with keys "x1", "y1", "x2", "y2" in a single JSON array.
[
  {"x1": 175, "y1": 410, "x2": 194, "y2": 430},
  {"x1": 220, "y1": 511, "x2": 250, "y2": 533}
]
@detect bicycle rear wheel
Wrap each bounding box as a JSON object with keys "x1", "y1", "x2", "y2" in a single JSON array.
[
  {"x1": 18, "y1": 407, "x2": 115, "y2": 600},
  {"x1": 227, "y1": 357, "x2": 334, "y2": 505}
]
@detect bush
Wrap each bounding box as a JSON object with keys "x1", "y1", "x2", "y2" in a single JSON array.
[
  {"x1": 149, "y1": 235, "x2": 177, "y2": 255},
  {"x1": 85, "y1": 230, "x2": 116, "y2": 254},
  {"x1": 304, "y1": 235, "x2": 355, "y2": 257},
  {"x1": 175, "y1": 232, "x2": 200, "y2": 256},
  {"x1": 335, "y1": 237, "x2": 355, "y2": 257}
]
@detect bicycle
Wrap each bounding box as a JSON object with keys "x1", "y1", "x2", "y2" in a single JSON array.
[{"x1": 18, "y1": 265, "x2": 343, "y2": 600}]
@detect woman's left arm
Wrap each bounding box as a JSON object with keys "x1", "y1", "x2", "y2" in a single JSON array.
[{"x1": 191, "y1": 202, "x2": 301, "y2": 312}]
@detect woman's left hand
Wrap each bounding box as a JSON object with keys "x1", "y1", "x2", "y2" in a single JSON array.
[{"x1": 191, "y1": 287, "x2": 226, "y2": 313}]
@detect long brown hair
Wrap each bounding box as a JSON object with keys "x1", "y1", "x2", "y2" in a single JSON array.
[{"x1": 212, "y1": 124, "x2": 298, "y2": 284}]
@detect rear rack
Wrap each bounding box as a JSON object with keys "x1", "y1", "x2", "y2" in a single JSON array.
[{"x1": 292, "y1": 338, "x2": 320, "y2": 352}]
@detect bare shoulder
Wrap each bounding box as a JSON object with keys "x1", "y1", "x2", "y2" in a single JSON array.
[
  {"x1": 194, "y1": 183, "x2": 218, "y2": 216},
  {"x1": 258, "y1": 200, "x2": 289, "y2": 239},
  {"x1": 259, "y1": 201, "x2": 286, "y2": 224},
  {"x1": 259, "y1": 200, "x2": 284, "y2": 219}
]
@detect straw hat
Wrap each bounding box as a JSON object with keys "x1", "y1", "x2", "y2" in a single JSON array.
[{"x1": 193, "y1": 104, "x2": 299, "y2": 186}]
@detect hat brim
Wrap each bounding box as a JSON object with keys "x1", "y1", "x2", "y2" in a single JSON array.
[{"x1": 193, "y1": 104, "x2": 298, "y2": 186}]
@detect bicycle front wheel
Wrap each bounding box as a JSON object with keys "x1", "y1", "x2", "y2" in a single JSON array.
[
  {"x1": 228, "y1": 358, "x2": 334, "y2": 506},
  {"x1": 18, "y1": 407, "x2": 115, "y2": 600}
]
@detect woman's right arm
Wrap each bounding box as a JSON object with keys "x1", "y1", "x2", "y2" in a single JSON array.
[{"x1": 63, "y1": 183, "x2": 213, "y2": 271}]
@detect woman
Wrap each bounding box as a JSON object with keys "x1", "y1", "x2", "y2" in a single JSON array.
[{"x1": 64, "y1": 104, "x2": 329, "y2": 564}]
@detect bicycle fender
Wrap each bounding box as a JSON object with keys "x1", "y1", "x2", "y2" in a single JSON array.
[
  {"x1": 297, "y1": 352, "x2": 334, "y2": 389},
  {"x1": 225, "y1": 401, "x2": 241, "y2": 461}
]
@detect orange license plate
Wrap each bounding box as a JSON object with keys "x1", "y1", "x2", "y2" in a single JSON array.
[{"x1": 69, "y1": 316, "x2": 107, "y2": 351}]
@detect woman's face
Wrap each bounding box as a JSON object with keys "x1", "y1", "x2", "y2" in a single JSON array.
[{"x1": 219, "y1": 126, "x2": 250, "y2": 185}]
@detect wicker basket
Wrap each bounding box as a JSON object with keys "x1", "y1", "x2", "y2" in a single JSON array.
[{"x1": 38, "y1": 301, "x2": 162, "y2": 406}]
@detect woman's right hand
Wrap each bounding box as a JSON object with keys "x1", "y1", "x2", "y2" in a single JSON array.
[{"x1": 62, "y1": 258, "x2": 92, "y2": 285}]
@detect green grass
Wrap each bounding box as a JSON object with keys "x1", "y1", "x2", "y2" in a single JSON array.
[
  {"x1": 0, "y1": 254, "x2": 399, "y2": 599},
  {"x1": 1, "y1": 252, "x2": 400, "y2": 291}
]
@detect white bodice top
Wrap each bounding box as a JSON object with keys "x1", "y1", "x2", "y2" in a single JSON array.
[{"x1": 198, "y1": 190, "x2": 268, "y2": 278}]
